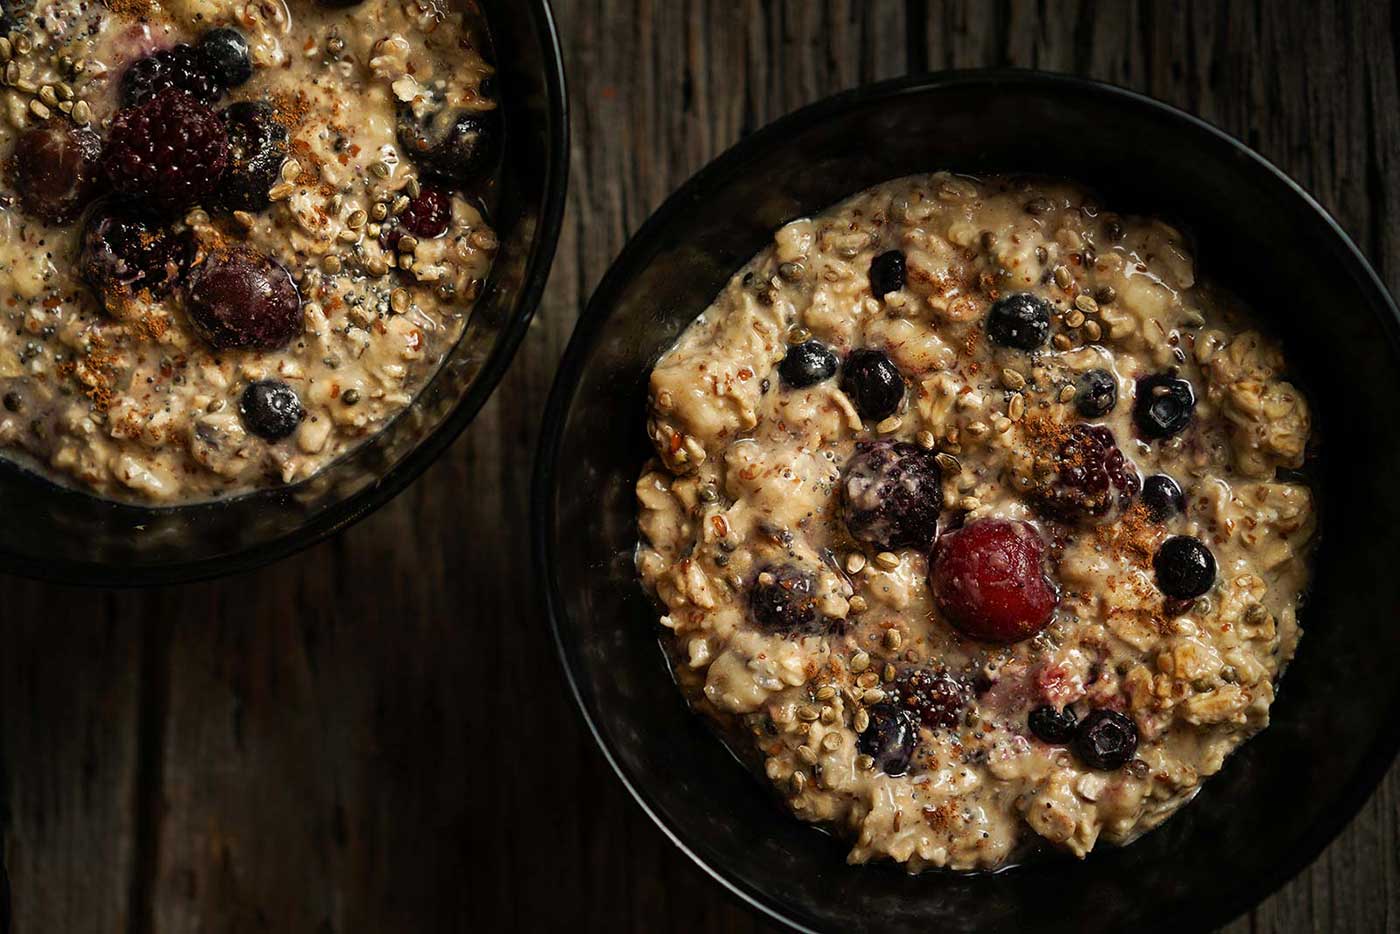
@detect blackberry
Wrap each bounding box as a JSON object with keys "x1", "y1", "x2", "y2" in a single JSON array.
[
  {"x1": 79, "y1": 200, "x2": 195, "y2": 310},
  {"x1": 121, "y1": 44, "x2": 222, "y2": 107},
  {"x1": 239, "y1": 380, "x2": 304, "y2": 441},
  {"x1": 397, "y1": 104, "x2": 501, "y2": 189},
  {"x1": 778, "y1": 340, "x2": 838, "y2": 389},
  {"x1": 869, "y1": 250, "x2": 906, "y2": 296},
  {"x1": 10, "y1": 121, "x2": 102, "y2": 224},
  {"x1": 749, "y1": 566, "x2": 821, "y2": 634},
  {"x1": 840, "y1": 348, "x2": 904, "y2": 421},
  {"x1": 216, "y1": 102, "x2": 289, "y2": 212},
  {"x1": 857, "y1": 704, "x2": 917, "y2": 776},
  {"x1": 897, "y1": 669, "x2": 969, "y2": 730},
  {"x1": 104, "y1": 90, "x2": 230, "y2": 213},
  {"x1": 841, "y1": 440, "x2": 943, "y2": 551},
  {"x1": 1033, "y1": 424, "x2": 1139, "y2": 521},
  {"x1": 1073, "y1": 709, "x2": 1139, "y2": 770},
  {"x1": 184, "y1": 248, "x2": 302, "y2": 350},
  {"x1": 986, "y1": 292, "x2": 1052, "y2": 350}
]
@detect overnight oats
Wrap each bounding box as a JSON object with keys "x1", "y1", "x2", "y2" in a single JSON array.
[
  {"x1": 635, "y1": 173, "x2": 1316, "y2": 871},
  {"x1": 0, "y1": 0, "x2": 499, "y2": 501}
]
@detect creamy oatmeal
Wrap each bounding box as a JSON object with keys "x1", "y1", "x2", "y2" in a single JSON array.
[
  {"x1": 0, "y1": 0, "x2": 498, "y2": 501},
  {"x1": 636, "y1": 173, "x2": 1315, "y2": 871}
]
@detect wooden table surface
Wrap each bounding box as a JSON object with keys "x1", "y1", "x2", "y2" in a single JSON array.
[{"x1": 2, "y1": 1, "x2": 1397, "y2": 931}]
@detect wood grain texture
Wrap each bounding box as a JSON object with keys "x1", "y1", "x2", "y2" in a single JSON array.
[{"x1": 0, "y1": 1, "x2": 1396, "y2": 931}]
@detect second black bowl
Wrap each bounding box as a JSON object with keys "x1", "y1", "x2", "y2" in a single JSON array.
[{"x1": 535, "y1": 71, "x2": 1400, "y2": 932}]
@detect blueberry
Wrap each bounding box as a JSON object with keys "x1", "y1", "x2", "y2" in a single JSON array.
[
  {"x1": 777, "y1": 340, "x2": 838, "y2": 389},
  {"x1": 841, "y1": 440, "x2": 942, "y2": 550},
  {"x1": 239, "y1": 380, "x2": 304, "y2": 441},
  {"x1": 397, "y1": 105, "x2": 501, "y2": 189},
  {"x1": 749, "y1": 566, "x2": 821, "y2": 633},
  {"x1": 869, "y1": 250, "x2": 906, "y2": 297},
  {"x1": 840, "y1": 349, "x2": 904, "y2": 421},
  {"x1": 1153, "y1": 535, "x2": 1216, "y2": 599},
  {"x1": 1073, "y1": 709, "x2": 1139, "y2": 770},
  {"x1": 1142, "y1": 474, "x2": 1186, "y2": 521},
  {"x1": 1075, "y1": 368, "x2": 1117, "y2": 418},
  {"x1": 1028, "y1": 705, "x2": 1078, "y2": 744},
  {"x1": 986, "y1": 292, "x2": 1052, "y2": 350},
  {"x1": 1134, "y1": 373, "x2": 1196, "y2": 438},
  {"x1": 857, "y1": 704, "x2": 917, "y2": 776},
  {"x1": 199, "y1": 28, "x2": 252, "y2": 88},
  {"x1": 217, "y1": 102, "x2": 289, "y2": 212}
]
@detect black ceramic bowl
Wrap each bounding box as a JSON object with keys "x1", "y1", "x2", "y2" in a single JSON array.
[
  {"x1": 535, "y1": 71, "x2": 1400, "y2": 932},
  {"x1": 0, "y1": 0, "x2": 567, "y2": 586}
]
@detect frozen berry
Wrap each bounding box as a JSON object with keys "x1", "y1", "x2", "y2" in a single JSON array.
[
  {"x1": 397, "y1": 105, "x2": 500, "y2": 188},
  {"x1": 1075, "y1": 368, "x2": 1117, "y2": 418},
  {"x1": 857, "y1": 704, "x2": 917, "y2": 776},
  {"x1": 778, "y1": 340, "x2": 838, "y2": 389},
  {"x1": 869, "y1": 250, "x2": 906, "y2": 296},
  {"x1": 80, "y1": 200, "x2": 195, "y2": 310},
  {"x1": 1028, "y1": 705, "x2": 1078, "y2": 744},
  {"x1": 198, "y1": 28, "x2": 252, "y2": 89},
  {"x1": 104, "y1": 90, "x2": 230, "y2": 212},
  {"x1": 1032, "y1": 424, "x2": 1139, "y2": 521},
  {"x1": 9, "y1": 121, "x2": 102, "y2": 224},
  {"x1": 216, "y1": 102, "x2": 288, "y2": 212},
  {"x1": 1073, "y1": 709, "x2": 1139, "y2": 770},
  {"x1": 987, "y1": 292, "x2": 1052, "y2": 350},
  {"x1": 897, "y1": 669, "x2": 968, "y2": 729},
  {"x1": 840, "y1": 348, "x2": 904, "y2": 421},
  {"x1": 401, "y1": 185, "x2": 452, "y2": 237},
  {"x1": 184, "y1": 248, "x2": 302, "y2": 350},
  {"x1": 749, "y1": 565, "x2": 821, "y2": 634},
  {"x1": 841, "y1": 440, "x2": 942, "y2": 551},
  {"x1": 1154, "y1": 535, "x2": 1216, "y2": 599},
  {"x1": 930, "y1": 518, "x2": 1058, "y2": 643},
  {"x1": 121, "y1": 44, "x2": 222, "y2": 107},
  {"x1": 1134, "y1": 373, "x2": 1196, "y2": 438},
  {"x1": 239, "y1": 380, "x2": 303, "y2": 441},
  {"x1": 1142, "y1": 474, "x2": 1186, "y2": 521}
]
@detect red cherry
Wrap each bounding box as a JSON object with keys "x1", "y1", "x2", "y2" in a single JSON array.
[{"x1": 929, "y1": 518, "x2": 1058, "y2": 643}]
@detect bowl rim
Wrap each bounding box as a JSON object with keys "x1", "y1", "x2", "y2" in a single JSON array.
[
  {"x1": 0, "y1": 0, "x2": 571, "y2": 588},
  {"x1": 532, "y1": 67, "x2": 1400, "y2": 933}
]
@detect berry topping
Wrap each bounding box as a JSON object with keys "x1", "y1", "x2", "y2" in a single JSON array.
[
  {"x1": 1027, "y1": 705, "x2": 1078, "y2": 744},
  {"x1": 184, "y1": 248, "x2": 302, "y2": 350},
  {"x1": 1032, "y1": 424, "x2": 1139, "y2": 521},
  {"x1": 1153, "y1": 535, "x2": 1216, "y2": 600},
  {"x1": 778, "y1": 340, "x2": 839, "y2": 389},
  {"x1": 121, "y1": 44, "x2": 222, "y2": 107},
  {"x1": 216, "y1": 102, "x2": 289, "y2": 212},
  {"x1": 840, "y1": 348, "x2": 904, "y2": 421},
  {"x1": 749, "y1": 565, "x2": 821, "y2": 633},
  {"x1": 986, "y1": 292, "x2": 1052, "y2": 350},
  {"x1": 1073, "y1": 709, "x2": 1139, "y2": 770},
  {"x1": 929, "y1": 518, "x2": 1058, "y2": 644},
  {"x1": 397, "y1": 105, "x2": 501, "y2": 189},
  {"x1": 198, "y1": 28, "x2": 252, "y2": 89},
  {"x1": 104, "y1": 90, "x2": 230, "y2": 213},
  {"x1": 79, "y1": 200, "x2": 194, "y2": 309},
  {"x1": 1134, "y1": 373, "x2": 1196, "y2": 438},
  {"x1": 869, "y1": 250, "x2": 906, "y2": 296},
  {"x1": 400, "y1": 185, "x2": 453, "y2": 237},
  {"x1": 1075, "y1": 368, "x2": 1117, "y2": 418},
  {"x1": 896, "y1": 669, "x2": 969, "y2": 729},
  {"x1": 857, "y1": 704, "x2": 917, "y2": 776},
  {"x1": 9, "y1": 121, "x2": 102, "y2": 224},
  {"x1": 239, "y1": 380, "x2": 303, "y2": 442},
  {"x1": 841, "y1": 440, "x2": 943, "y2": 551},
  {"x1": 1142, "y1": 474, "x2": 1186, "y2": 521}
]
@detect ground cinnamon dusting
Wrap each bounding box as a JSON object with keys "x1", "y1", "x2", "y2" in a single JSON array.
[{"x1": 105, "y1": 0, "x2": 153, "y2": 19}]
